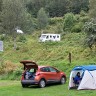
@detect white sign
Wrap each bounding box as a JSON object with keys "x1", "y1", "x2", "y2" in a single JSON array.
[{"x1": 0, "y1": 41, "x2": 3, "y2": 51}]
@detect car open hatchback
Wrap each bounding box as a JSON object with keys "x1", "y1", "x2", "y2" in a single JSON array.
[{"x1": 20, "y1": 60, "x2": 66, "y2": 88}]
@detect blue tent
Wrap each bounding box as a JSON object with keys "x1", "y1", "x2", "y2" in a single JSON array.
[
  {"x1": 69, "y1": 65, "x2": 96, "y2": 90},
  {"x1": 72, "y1": 65, "x2": 96, "y2": 71}
]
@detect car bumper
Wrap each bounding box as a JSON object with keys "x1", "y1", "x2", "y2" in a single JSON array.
[{"x1": 21, "y1": 80, "x2": 39, "y2": 85}]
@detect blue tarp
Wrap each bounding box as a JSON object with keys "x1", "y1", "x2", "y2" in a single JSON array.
[{"x1": 72, "y1": 65, "x2": 96, "y2": 71}]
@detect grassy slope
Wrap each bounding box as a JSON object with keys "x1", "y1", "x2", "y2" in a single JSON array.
[
  {"x1": 0, "y1": 30, "x2": 96, "y2": 96},
  {"x1": 0, "y1": 31, "x2": 96, "y2": 76}
]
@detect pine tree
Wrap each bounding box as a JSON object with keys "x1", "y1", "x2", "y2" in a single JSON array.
[{"x1": 37, "y1": 8, "x2": 49, "y2": 29}]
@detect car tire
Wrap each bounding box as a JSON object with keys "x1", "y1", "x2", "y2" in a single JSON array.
[
  {"x1": 60, "y1": 77, "x2": 66, "y2": 84},
  {"x1": 39, "y1": 79, "x2": 46, "y2": 88},
  {"x1": 22, "y1": 84, "x2": 28, "y2": 88}
]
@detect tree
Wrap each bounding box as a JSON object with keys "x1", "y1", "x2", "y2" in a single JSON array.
[
  {"x1": 37, "y1": 8, "x2": 49, "y2": 29},
  {"x1": 83, "y1": 0, "x2": 96, "y2": 49},
  {"x1": 70, "y1": 0, "x2": 89, "y2": 14},
  {"x1": 63, "y1": 13, "x2": 76, "y2": 32},
  {"x1": 84, "y1": 19, "x2": 96, "y2": 49},
  {"x1": 0, "y1": 0, "x2": 2, "y2": 12},
  {"x1": 89, "y1": 0, "x2": 96, "y2": 20},
  {"x1": 1, "y1": 0, "x2": 33, "y2": 49},
  {"x1": 26, "y1": 0, "x2": 47, "y2": 17},
  {"x1": 45, "y1": 0, "x2": 69, "y2": 17}
]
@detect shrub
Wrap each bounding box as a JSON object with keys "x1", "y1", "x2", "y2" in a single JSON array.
[
  {"x1": 80, "y1": 10, "x2": 87, "y2": 17},
  {"x1": 71, "y1": 22, "x2": 84, "y2": 33},
  {"x1": 0, "y1": 34, "x2": 6, "y2": 41},
  {"x1": 49, "y1": 17, "x2": 63, "y2": 25},
  {"x1": 75, "y1": 14, "x2": 80, "y2": 22},
  {"x1": 0, "y1": 60, "x2": 23, "y2": 80},
  {"x1": 80, "y1": 16, "x2": 89, "y2": 23},
  {"x1": 17, "y1": 35, "x2": 27, "y2": 43},
  {"x1": 63, "y1": 13, "x2": 76, "y2": 31}
]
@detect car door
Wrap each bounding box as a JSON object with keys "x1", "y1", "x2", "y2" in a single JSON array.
[
  {"x1": 40, "y1": 67, "x2": 52, "y2": 81},
  {"x1": 48, "y1": 67, "x2": 60, "y2": 81}
]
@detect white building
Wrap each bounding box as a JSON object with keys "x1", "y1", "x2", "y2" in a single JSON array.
[{"x1": 39, "y1": 34, "x2": 61, "y2": 42}]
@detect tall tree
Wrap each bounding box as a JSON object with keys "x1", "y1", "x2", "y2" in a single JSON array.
[
  {"x1": 89, "y1": 0, "x2": 96, "y2": 20},
  {"x1": 26, "y1": 0, "x2": 47, "y2": 17},
  {"x1": 84, "y1": 0, "x2": 96, "y2": 49},
  {"x1": 37, "y1": 8, "x2": 49, "y2": 29},
  {"x1": 63, "y1": 13, "x2": 76, "y2": 32},
  {"x1": 45, "y1": 0, "x2": 69, "y2": 17},
  {"x1": 70, "y1": 0, "x2": 89, "y2": 14},
  {"x1": 1, "y1": 0, "x2": 33, "y2": 49},
  {"x1": 0, "y1": 0, "x2": 2, "y2": 12}
]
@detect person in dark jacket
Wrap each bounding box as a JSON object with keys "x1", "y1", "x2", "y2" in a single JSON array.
[{"x1": 74, "y1": 72, "x2": 82, "y2": 85}]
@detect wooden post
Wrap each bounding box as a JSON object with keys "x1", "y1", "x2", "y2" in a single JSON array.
[{"x1": 69, "y1": 52, "x2": 72, "y2": 64}]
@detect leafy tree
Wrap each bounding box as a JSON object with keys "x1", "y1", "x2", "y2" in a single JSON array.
[
  {"x1": 83, "y1": 0, "x2": 96, "y2": 49},
  {"x1": 37, "y1": 8, "x2": 49, "y2": 29},
  {"x1": 70, "y1": 0, "x2": 89, "y2": 14},
  {"x1": 1, "y1": 0, "x2": 33, "y2": 49},
  {"x1": 0, "y1": 0, "x2": 2, "y2": 12},
  {"x1": 89, "y1": 0, "x2": 96, "y2": 20},
  {"x1": 26, "y1": 0, "x2": 47, "y2": 17},
  {"x1": 45, "y1": 0, "x2": 69, "y2": 17},
  {"x1": 84, "y1": 19, "x2": 96, "y2": 49},
  {"x1": 63, "y1": 13, "x2": 76, "y2": 32}
]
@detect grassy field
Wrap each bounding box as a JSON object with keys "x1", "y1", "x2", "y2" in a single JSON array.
[
  {"x1": 0, "y1": 80, "x2": 96, "y2": 96},
  {"x1": 0, "y1": 32, "x2": 96, "y2": 80}
]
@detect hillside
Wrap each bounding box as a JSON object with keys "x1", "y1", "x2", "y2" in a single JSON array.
[{"x1": 0, "y1": 31, "x2": 96, "y2": 79}]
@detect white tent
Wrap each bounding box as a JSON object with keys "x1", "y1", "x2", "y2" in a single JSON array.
[{"x1": 68, "y1": 65, "x2": 96, "y2": 90}]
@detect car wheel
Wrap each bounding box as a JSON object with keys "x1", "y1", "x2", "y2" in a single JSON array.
[
  {"x1": 22, "y1": 84, "x2": 28, "y2": 88},
  {"x1": 39, "y1": 79, "x2": 46, "y2": 88},
  {"x1": 60, "y1": 77, "x2": 66, "y2": 84}
]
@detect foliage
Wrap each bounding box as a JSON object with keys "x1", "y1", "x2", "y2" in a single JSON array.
[
  {"x1": 17, "y1": 35, "x2": 27, "y2": 43},
  {"x1": 83, "y1": 19, "x2": 96, "y2": 49},
  {"x1": 80, "y1": 16, "x2": 89, "y2": 23},
  {"x1": 84, "y1": 19, "x2": 96, "y2": 35},
  {"x1": 63, "y1": 13, "x2": 76, "y2": 32},
  {"x1": 89, "y1": 0, "x2": 96, "y2": 19},
  {"x1": 71, "y1": 22, "x2": 83, "y2": 33},
  {"x1": 26, "y1": 0, "x2": 89, "y2": 17},
  {"x1": 45, "y1": 0, "x2": 69, "y2": 17},
  {"x1": 49, "y1": 17, "x2": 63, "y2": 25},
  {"x1": 37, "y1": 8, "x2": 49, "y2": 29},
  {"x1": 70, "y1": 0, "x2": 89, "y2": 14},
  {"x1": 1, "y1": 0, "x2": 34, "y2": 35}
]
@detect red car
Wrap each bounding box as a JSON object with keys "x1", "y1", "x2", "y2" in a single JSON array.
[{"x1": 20, "y1": 60, "x2": 66, "y2": 88}]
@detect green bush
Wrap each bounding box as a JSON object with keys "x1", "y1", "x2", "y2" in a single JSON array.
[
  {"x1": 75, "y1": 14, "x2": 80, "y2": 22},
  {"x1": 0, "y1": 34, "x2": 6, "y2": 41},
  {"x1": 71, "y1": 22, "x2": 84, "y2": 33},
  {"x1": 17, "y1": 35, "x2": 27, "y2": 43},
  {"x1": 80, "y1": 10, "x2": 87, "y2": 17},
  {"x1": 63, "y1": 13, "x2": 76, "y2": 31},
  {"x1": 80, "y1": 16, "x2": 89, "y2": 22},
  {"x1": 9, "y1": 68, "x2": 22, "y2": 80},
  {"x1": 49, "y1": 17, "x2": 63, "y2": 25}
]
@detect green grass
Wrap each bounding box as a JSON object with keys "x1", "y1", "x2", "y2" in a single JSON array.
[
  {"x1": 0, "y1": 32, "x2": 96, "y2": 80},
  {"x1": 0, "y1": 80, "x2": 96, "y2": 96}
]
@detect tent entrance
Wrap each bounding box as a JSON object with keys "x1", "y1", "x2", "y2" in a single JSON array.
[{"x1": 68, "y1": 70, "x2": 84, "y2": 89}]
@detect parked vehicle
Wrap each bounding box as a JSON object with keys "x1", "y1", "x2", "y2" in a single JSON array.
[
  {"x1": 20, "y1": 60, "x2": 66, "y2": 88},
  {"x1": 39, "y1": 34, "x2": 61, "y2": 42}
]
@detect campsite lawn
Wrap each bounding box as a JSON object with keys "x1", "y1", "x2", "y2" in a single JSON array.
[{"x1": 0, "y1": 80, "x2": 96, "y2": 96}]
